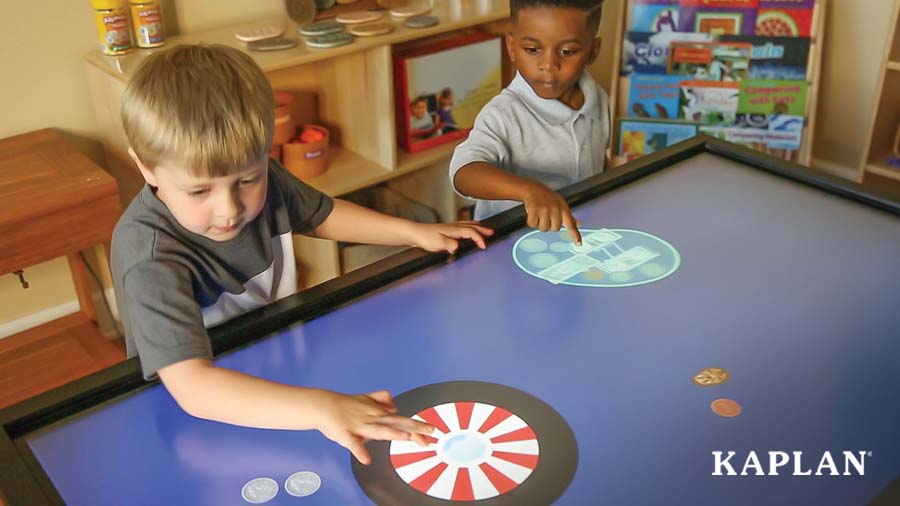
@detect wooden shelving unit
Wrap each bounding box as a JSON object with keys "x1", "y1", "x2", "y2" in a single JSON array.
[
  {"x1": 607, "y1": 0, "x2": 827, "y2": 167},
  {"x1": 84, "y1": 1, "x2": 510, "y2": 288},
  {"x1": 860, "y1": 0, "x2": 900, "y2": 183}
]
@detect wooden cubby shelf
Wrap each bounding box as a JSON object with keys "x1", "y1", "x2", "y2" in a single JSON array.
[{"x1": 860, "y1": 0, "x2": 900, "y2": 183}]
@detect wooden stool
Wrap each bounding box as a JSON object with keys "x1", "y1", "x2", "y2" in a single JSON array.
[{"x1": 0, "y1": 129, "x2": 124, "y2": 408}]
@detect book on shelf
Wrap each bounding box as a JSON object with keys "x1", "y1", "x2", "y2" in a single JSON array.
[
  {"x1": 700, "y1": 114, "x2": 804, "y2": 161},
  {"x1": 679, "y1": 80, "x2": 741, "y2": 125},
  {"x1": 738, "y1": 79, "x2": 808, "y2": 116},
  {"x1": 627, "y1": 74, "x2": 685, "y2": 119},
  {"x1": 667, "y1": 41, "x2": 753, "y2": 81},
  {"x1": 756, "y1": 0, "x2": 814, "y2": 36},
  {"x1": 719, "y1": 35, "x2": 811, "y2": 80},
  {"x1": 678, "y1": 0, "x2": 760, "y2": 35},
  {"x1": 618, "y1": 118, "x2": 699, "y2": 160},
  {"x1": 631, "y1": 0, "x2": 680, "y2": 32},
  {"x1": 621, "y1": 31, "x2": 714, "y2": 76}
]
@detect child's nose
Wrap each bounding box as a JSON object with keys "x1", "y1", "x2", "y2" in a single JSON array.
[
  {"x1": 538, "y1": 53, "x2": 561, "y2": 72},
  {"x1": 216, "y1": 189, "x2": 243, "y2": 220}
]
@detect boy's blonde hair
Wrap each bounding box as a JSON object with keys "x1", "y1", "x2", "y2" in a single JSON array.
[{"x1": 122, "y1": 44, "x2": 274, "y2": 177}]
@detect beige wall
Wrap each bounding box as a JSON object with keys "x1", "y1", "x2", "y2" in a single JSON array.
[{"x1": 0, "y1": 0, "x2": 895, "y2": 333}]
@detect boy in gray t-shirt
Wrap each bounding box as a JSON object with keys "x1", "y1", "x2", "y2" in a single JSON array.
[
  {"x1": 112, "y1": 45, "x2": 491, "y2": 465},
  {"x1": 450, "y1": 0, "x2": 611, "y2": 245}
]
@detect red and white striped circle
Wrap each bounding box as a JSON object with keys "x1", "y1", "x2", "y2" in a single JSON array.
[{"x1": 389, "y1": 401, "x2": 540, "y2": 501}]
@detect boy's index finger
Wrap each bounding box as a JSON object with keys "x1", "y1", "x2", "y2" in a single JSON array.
[{"x1": 564, "y1": 213, "x2": 582, "y2": 245}]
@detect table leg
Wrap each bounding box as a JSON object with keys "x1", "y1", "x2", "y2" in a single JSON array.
[{"x1": 67, "y1": 252, "x2": 97, "y2": 323}]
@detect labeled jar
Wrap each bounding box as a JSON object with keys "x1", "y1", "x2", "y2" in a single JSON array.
[
  {"x1": 129, "y1": 0, "x2": 166, "y2": 48},
  {"x1": 91, "y1": 0, "x2": 134, "y2": 55}
]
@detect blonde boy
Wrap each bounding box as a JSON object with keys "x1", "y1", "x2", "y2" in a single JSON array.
[{"x1": 112, "y1": 45, "x2": 491, "y2": 464}]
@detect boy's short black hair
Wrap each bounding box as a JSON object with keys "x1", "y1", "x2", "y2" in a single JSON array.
[{"x1": 510, "y1": 0, "x2": 604, "y2": 34}]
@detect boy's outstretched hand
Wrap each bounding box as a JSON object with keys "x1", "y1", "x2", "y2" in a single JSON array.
[
  {"x1": 314, "y1": 389, "x2": 434, "y2": 465},
  {"x1": 522, "y1": 183, "x2": 582, "y2": 245},
  {"x1": 410, "y1": 221, "x2": 494, "y2": 253}
]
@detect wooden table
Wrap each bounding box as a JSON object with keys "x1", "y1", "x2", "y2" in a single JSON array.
[{"x1": 0, "y1": 129, "x2": 124, "y2": 408}]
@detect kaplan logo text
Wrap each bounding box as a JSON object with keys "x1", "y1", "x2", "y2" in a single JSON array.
[{"x1": 712, "y1": 451, "x2": 872, "y2": 476}]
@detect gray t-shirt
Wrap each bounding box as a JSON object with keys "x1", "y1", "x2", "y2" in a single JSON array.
[
  {"x1": 111, "y1": 159, "x2": 334, "y2": 379},
  {"x1": 449, "y1": 70, "x2": 610, "y2": 220}
]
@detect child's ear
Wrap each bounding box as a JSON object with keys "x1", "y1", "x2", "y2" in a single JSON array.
[
  {"x1": 128, "y1": 147, "x2": 158, "y2": 187},
  {"x1": 589, "y1": 36, "x2": 602, "y2": 64},
  {"x1": 505, "y1": 32, "x2": 517, "y2": 64}
]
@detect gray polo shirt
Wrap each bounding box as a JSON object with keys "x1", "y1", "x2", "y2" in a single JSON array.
[
  {"x1": 449, "y1": 70, "x2": 610, "y2": 220},
  {"x1": 111, "y1": 159, "x2": 333, "y2": 379}
]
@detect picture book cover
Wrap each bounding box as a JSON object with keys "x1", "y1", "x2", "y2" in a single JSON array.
[
  {"x1": 738, "y1": 79, "x2": 808, "y2": 115},
  {"x1": 679, "y1": 80, "x2": 741, "y2": 124},
  {"x1": 755, "y1": 5, "x2": 814, "y2": 36},
  {"x1": 621, "y1": 31, "x2": 714, "y2": 76},
  {"x1": 719, "y1": 35, "x2": 811, "y2": 80},
  {"x1": 631, "y1": 0, "x2": 680, "y2": 32},
  {"x1": 394, "y1": 34, "x2": 502, "y2": 153},
  {"x1": 699, "y1": 126, "x2": 800, "y2": 162},
  {"x1": 627, "y1": 74, "x2": 685, "y2": 119},
  {"x1": 667, "y1": 41, "x2": 752, "y2": 81},
  {"x1": 701, "y1": 113, "x2": 803, "y2": 149},
  {"x1": 678, "y1": 0, "x2": 759, "y2": 35},
  {"x1": 619, "y1": 118, "x2": 698, "y2": 161}
]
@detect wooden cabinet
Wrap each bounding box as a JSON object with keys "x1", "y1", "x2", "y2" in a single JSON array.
[
  {"x1": 0, "y1": 129, "x2": 124, "y2": 408},
  {"x1": 860, "y1": 0, "x2": 900, "y2": 182},
  {"x1": 84, "y1": 1, "x2": 510, "y2": 288}
]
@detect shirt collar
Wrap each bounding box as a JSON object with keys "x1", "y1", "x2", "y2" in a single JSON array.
[{"x1": 507, "y1": 70, "x2": 602, "y2": 125}]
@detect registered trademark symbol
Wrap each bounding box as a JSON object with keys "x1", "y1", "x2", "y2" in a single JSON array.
[{"x1": 867, "y1": 451, "x2": 873, "y2": 457}]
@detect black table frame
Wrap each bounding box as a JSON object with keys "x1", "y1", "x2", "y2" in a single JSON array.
[{"x1": 2, "y1": 137, "x2": 898, "y2": 506}]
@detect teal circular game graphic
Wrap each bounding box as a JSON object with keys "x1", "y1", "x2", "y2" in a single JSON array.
[{"x1": 512, "y1": 228, "x2": 681, "y2": 288}]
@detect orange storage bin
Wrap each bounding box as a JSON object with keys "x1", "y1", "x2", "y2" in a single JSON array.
[{"x1": 283, "y1": 125, "x2": 329, "y2": 180}]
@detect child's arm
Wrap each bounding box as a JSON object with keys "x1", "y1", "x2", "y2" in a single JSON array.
[
  {"x1": 449, "y1": 102, "x2": 582, "y2": 244},
  {"x1": 454, "y1": 162, "x2": 582, "y2": 245},
  {"x1": 158, "y1": 358, "x2": 432, "y2": 465},
  {"x1": 311, "y1": 199, "x2": 493, "y2": 253}
]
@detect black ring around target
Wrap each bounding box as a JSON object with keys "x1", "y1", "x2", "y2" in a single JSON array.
[{"x1": 352, "y1": 381, "x2": 578, "y2": 506}]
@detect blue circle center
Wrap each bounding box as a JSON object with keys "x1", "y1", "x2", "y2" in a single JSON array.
[{"x1": 443, "y1": 434, "x2": 486, "y2": 463}]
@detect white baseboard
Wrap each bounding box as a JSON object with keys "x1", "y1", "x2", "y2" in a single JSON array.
[{"x1": 0, "y1": 288, "x2": 119, "y2": 340}]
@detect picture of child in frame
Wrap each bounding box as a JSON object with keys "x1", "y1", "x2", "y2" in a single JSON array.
[
  {"x1": 395, "y1": 34, "x2": 502, "y2": 153},
  {"x1": 409, "y1": 96, "x2": 442, "y2": 140},
  {"x1": 436, "y1": 87, "x2": 458, "y2": 134}
]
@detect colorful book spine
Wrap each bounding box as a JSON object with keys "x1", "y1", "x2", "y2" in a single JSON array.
[
  {"x1": 621, "y1": 31, "x2": 715, "y2": 76},
  {"x1": 619, "y1": 118, "x2": 698, "y2": 160},
  {"x1": 680, "y1": 80, "x2": 741, "y2": 125},
  {"x1": 678, "y1": 0, "x2": 760, "y2": 35},
  {"x1": 756, "y1": 0, "x2": 814, "y2": 36},
  {"x1": 667, "y1": 42, "x2": 752, "y2": 81},
  {"x1": 631, "y1": 0, "x2": 680, "y2": 32},
  {"x1": 738, "y1": 80, "x2": 808, "y2": 116},
  {"x1": 719, "y1": 35, "x2": 811, "y2": 80},
  {"x1": 627, "y1": 74, "x2": 685, "y2": 119}
]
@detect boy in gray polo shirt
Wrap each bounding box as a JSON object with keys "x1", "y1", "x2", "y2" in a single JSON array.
[
  {"x1": 450, "y1": 0, "x2": 610, "y2": 245},
  {"x1": 112, "y1": 45, "x2": 491, "y2": 465}
]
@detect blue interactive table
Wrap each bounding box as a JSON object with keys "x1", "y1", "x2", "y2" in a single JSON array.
[{"x1": 2, "y1": 138, "x2": 899, "y2": 506}]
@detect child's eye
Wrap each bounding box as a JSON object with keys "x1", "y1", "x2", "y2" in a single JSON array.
[
  {"x1": 240, "y1": 177, "x2": 260, "y2": 186},
  {"x1": 523, "y1": 47, "x2": 540, "y2": 55},
  {"x1": 188, "y1": 189, "x2": 209, "y2": 197},
  {"x1": 560, "y1": 48, "x2": 579, "y2": 57}
]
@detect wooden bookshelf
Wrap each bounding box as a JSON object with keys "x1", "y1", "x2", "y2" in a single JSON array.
[
  {"x1": 860, "y1": 0, "x2": 900, "y2": 183},
  {"x1": 608, "y1": 0, "x2": 827, "y2": 167},
  {"x1": 84, "y1": 1, "x2": 510, "y2": 288}
]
